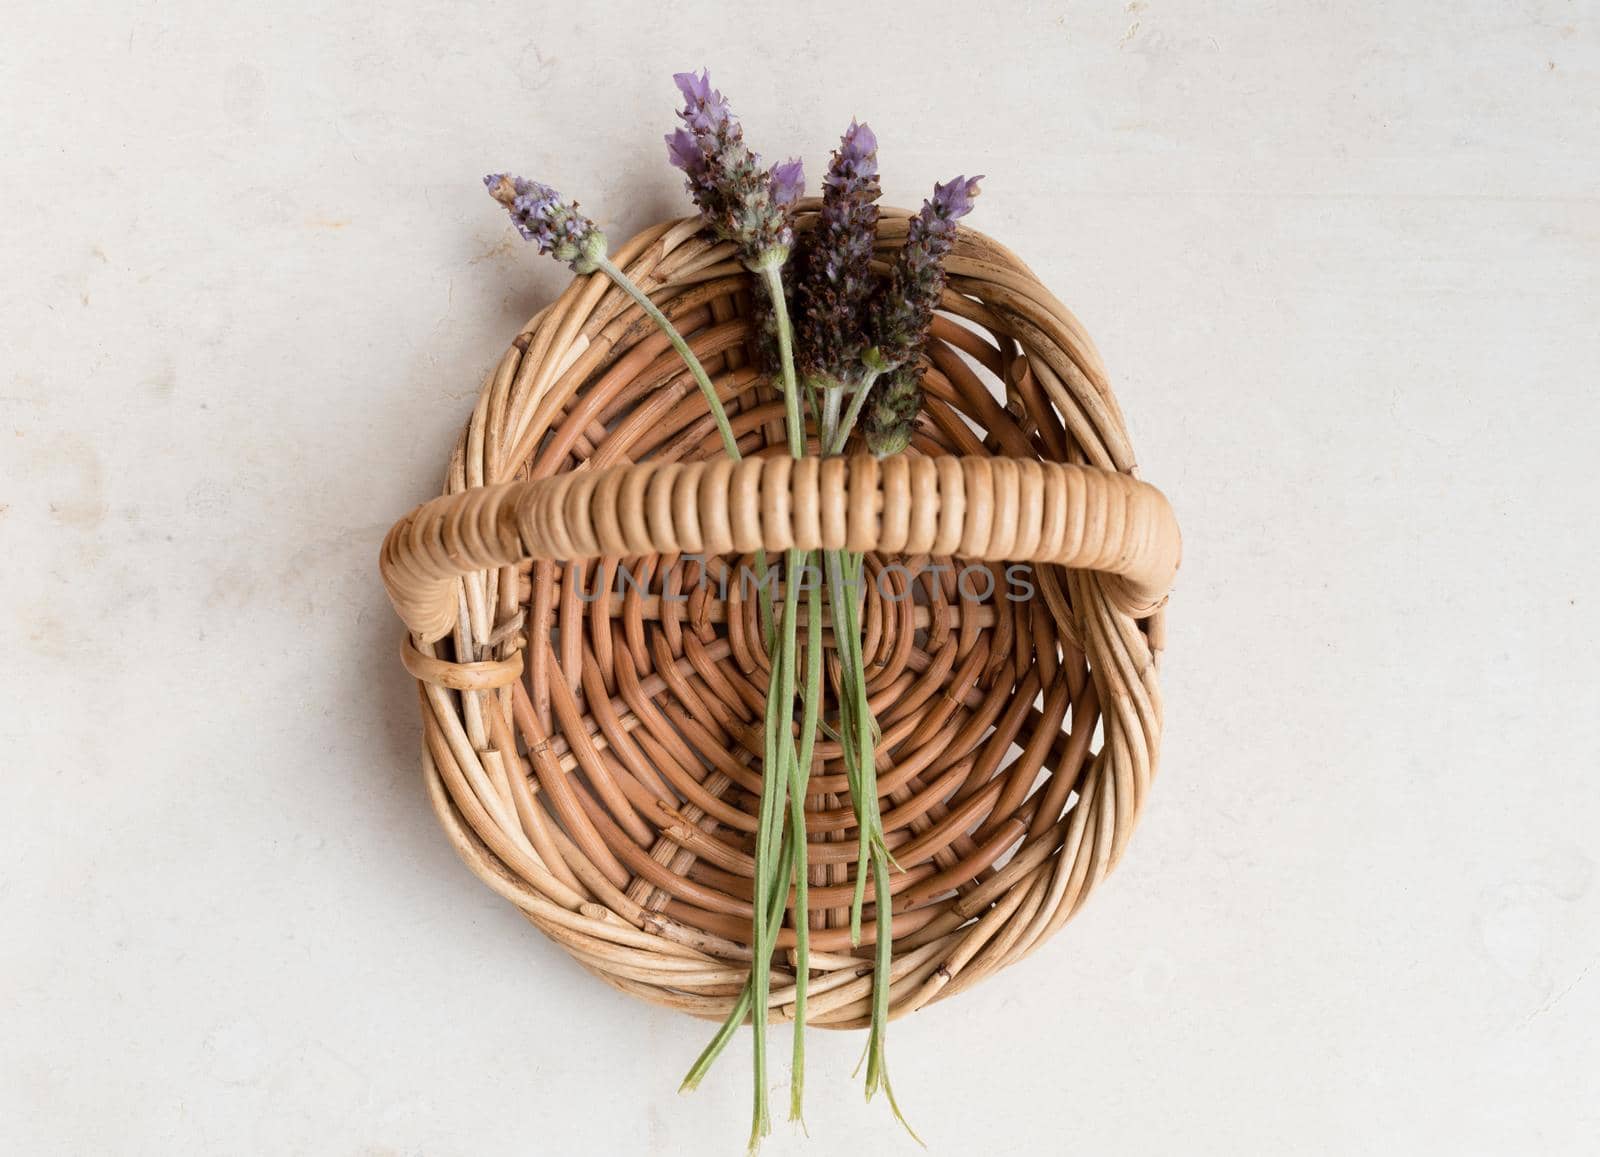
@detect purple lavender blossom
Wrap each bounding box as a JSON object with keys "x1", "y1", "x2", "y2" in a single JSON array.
[
  {"x1": 769, "y1": 157, "x2": 805, "y2": 209},
  {"x1": 928, "y1": 174, "x2": 982, "y2": 222},
  {"x1": 866, "y1": 174, "x2": 983, "y2": 374},
  {"x1": 665, "y1": 128, "x2": 705, "y2": 179},
  {"x1": 484, "y1": 173, "x2": 607, "y2": 272},
  {"x1": 672, "y1": 69, "x2": 731, "y2": 136},
  {"x1": 857, "y1": 174, "x2": 983, "y2": 456},
  {"x1": 825, "y1": 120, "x2": 878, "y2": 195},
  {"x1": 793, "y1": 120, "x2": 882, "y2": 387},
  {"x1": 664, "y1": 69, "x2": 803, "y2": 265}
]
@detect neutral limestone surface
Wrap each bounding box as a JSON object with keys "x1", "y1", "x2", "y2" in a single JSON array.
[{"x1": 4, "y1": 2, "x2": 1597, "y2": 1153}]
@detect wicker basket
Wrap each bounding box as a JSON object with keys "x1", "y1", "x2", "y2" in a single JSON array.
[{"x1": 379, "y1": 207, "x2": 1181, "y2": 1028}]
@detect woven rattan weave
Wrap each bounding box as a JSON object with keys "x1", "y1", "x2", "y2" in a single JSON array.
[{"x1": 380, "y1": 207, "x2": 1181, "y2": 1027}]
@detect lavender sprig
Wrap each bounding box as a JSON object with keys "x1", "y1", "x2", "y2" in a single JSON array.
[
  {"x1": 666, "y1": 70, "x2": 804, "y2": 268},
  {"x1": 828, "y1": 175, "x2": 983, "y2": 455},
  {"x1": 667, "y1": 70, "x2": 805, "y2": 456},
  {"x1": 667, "y1": 70, "x2": 811, "y2": 1147},
  {"x1": 484, "y1": 174, "x2": 607, "y2": 272},
  {"x1": 818, "y1": 174, "x2": 983, "y2": 1145},
  {"x1": 485, "y1": 172, "x2": 743, "y2": 462},
  {"x1": 657, "y1": 81, "x2": 977, "y2": 1149},
  {"x1": 865, "y1": 175, "x2": 983, "y2": 374},
  {"x1": 794, "y1": 120, "x2": 881, "y2": 392}
]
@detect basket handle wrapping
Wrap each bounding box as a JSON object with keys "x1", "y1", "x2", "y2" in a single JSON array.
[{"x1": 381, "y1": 453, "x2": 1181, "y2": 643}]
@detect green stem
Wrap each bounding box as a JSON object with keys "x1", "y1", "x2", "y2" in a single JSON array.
[
  {"x1": 820, "y1": 385, "x2": 843, "y2": 451},
  {"x1": 788, "y1": 553, "x2": 823, "y2": 1124},
  {"x1": 823, "y1": 549, "x2": 871, "y2": 943},
  {"x1": 828, "y1": 369, "x2": 882, "y2": 456},
  {"x1": 757, "y1": 261, "x2": 804, "y2": 459},
  {"x1": 862, "y1": 849, "x2": 920, "y2": 1144},
  {"x1": 830, "y1": 550, "x2": 911, "y2": 1142},
  {"x1": 753, "y1": 572, "x2": 797, "y2": 1146},
  {"x1": 863, "y1": 851, "x2": 893, "y2": 1097},
  {"x1": 814, "y1": 378, "x2": 902, "y2": 1128},
  {"x1": 679, "y1": 829, "x2": 796, "y2": 1091},
  {"x1": 682, "y1": 255, "x2": 817, "y2": 1153},
  {"x1": 844, "y1": 553, "x2": 875, "y2": 805},
  {"x1": 759, "y1": 260, "x2": 811, "y2": 1145},
  {"x1": 684, "y1": 251, "x2": 812, "y2": 1152},
  {"x1": 595, "y1": 255, "x2": 740, "y2": 461},
  {"x1": 817, "y1": 386, "x2": 866, "y2": 936},
  {"x1": 744, "y1": 553, "x2": 804, "y2": 1151},
  {"x1": 595, "y1": 253, "x2": 775, "y2": 643}
]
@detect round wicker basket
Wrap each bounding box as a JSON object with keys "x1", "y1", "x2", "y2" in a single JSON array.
[{"x1": 379, "y1": 206, "x2": 1180, "y2": 1028}]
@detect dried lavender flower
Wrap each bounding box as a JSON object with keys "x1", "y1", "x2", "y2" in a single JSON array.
[
  {"x1": 665, "y1": 69, "x2": 803, "y2": 267},
  {"x1": 484, "y1": 174, "x2": 607, "y2": 273},
  {"x1": 861, "y1": 362, "x2": 923, "y2": 457},
  {"x1": 866, "y1": 174, "x2": 983, "y2": 373},
  {"x1": 794, "y1": 120, "x2": 881, "y2": 389}
]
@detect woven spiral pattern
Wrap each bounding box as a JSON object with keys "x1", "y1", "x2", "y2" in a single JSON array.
[{"x1": 384, "y1": 207, "x2": 1176, "y2": 1027}]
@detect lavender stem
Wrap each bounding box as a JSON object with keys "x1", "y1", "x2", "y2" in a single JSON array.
[
  {"x1": 593, "y1": 254, "x2": 741, "y2": 461},
  {"x1": 827, "y1": 369, "x2": 882, "y2": 456},
  {"x1": 757, "y1": 260, "x2": 804, "y2": 458}
]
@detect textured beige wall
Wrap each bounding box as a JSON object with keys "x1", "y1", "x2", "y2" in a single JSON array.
[{"x1": 4, "y1": 1, "x2": 1597, "y2": 1152}]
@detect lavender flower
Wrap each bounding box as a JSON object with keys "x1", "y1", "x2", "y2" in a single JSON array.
[
  {"x1": 793, "y1": 121, "x2": 882, "y2": 388},
  {"x1": 665, "y1": 129, "x2": 698, "y2": 174},
  {"x1": 671, "y1": 68, "x2": 731, "y2": 136},
  {"x1": 865, "y1": 174, "x2": 983, "y2": 373},
  {"x1": 861, "y1": 362, "x2": 923, "y2": 457},
  {"x1": 769, "y1": 158, "x2": 805, "y2": 209},
  {"x1": 665, "y1": 69, "x2": 803, "y2": 266},
  {"x1": 484, "y1": 174, "x2": 606, "y2": 273}
]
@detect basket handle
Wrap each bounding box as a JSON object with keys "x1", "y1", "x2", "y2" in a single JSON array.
[{"x1": 380, "y1": 453, "x2": 1180, "y2": 642}]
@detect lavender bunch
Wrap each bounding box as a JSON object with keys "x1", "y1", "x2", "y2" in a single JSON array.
[
  {"x1": 794, "y1": 120, "x2": 882, "y2": 393},
  {"x1": 481, "y1": 75, "x2": 985, "y2": 1150},
  {"x1": 668, "y1": 96, "x2": 978, "y2": 1142}
]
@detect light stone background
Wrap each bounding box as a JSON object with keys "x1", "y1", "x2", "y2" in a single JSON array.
[{"x1": 5, "y1": 2, "x2": 1598, "y2": 1153}]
